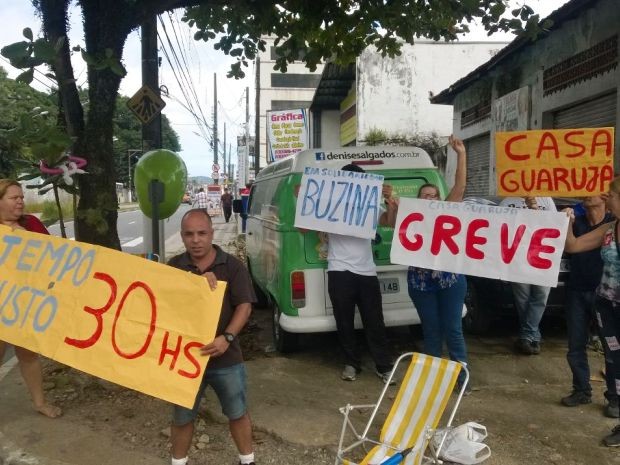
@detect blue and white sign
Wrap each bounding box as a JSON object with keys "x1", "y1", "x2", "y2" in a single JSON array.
[{"x1": 294, "y1": 166, "x2": 384, "y2": 239}]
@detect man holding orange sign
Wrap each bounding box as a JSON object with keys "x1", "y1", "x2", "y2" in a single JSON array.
[{"x1": 167, "y1": 209, "x2": 257, "y2": 465}]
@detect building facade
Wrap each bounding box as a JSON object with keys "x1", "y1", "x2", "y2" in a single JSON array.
[
  {"x1": 310, "y1": 41, "x2": 507, "y2": 149},
  {"x1": 255, "y1": 36, "x2": 324, "y2": 168},
  {"x1": 432, "y1": 0, "x2": 619, "y2": 195}
]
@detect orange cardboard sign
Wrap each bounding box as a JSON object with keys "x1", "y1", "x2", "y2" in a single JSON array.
[
  {"x1": 496, "y1": 128, "x2": 615, "y2": 196},
  {"x1": 0, "y1": 226, "x2": 224, "y2": 408}
]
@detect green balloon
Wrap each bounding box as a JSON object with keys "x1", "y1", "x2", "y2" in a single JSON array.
[{"x1": 134, "y1": 149, "x2": 187, "y2": 219}]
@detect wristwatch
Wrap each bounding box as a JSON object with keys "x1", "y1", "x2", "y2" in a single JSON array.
[{"x1": 223, "y1": 332, "x2": 235, "y2": 343}]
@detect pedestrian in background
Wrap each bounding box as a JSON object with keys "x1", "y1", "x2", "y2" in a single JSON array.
[
  {"x1": 565, "y1": 177, "x2": 620, "y2": 446},
  {"x1": 221, "y1": 187, "x2": 233, "y2": 223},
  {"x1": 0, "y1": 179, "x2": 62, "y2": 418},
  {"x1": 167, "y1": 209, "x2": 257, "y2": 465},
  {"x1": 193, "y1": 187, "x2": 208, "y2": 209},
  {"x1": 381, "y1": 135, "x2": 471, "y2": 393},
  {"x1": 560, "y1": 194, "x2": 617, "y2": 417}
]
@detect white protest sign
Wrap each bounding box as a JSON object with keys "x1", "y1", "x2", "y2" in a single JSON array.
[
  {"x1": 294, "y1": 166, "x2": 384, "y2": 239},
  {"x1": 389, "y1": 198, "x2": 569, "y2": 287}
]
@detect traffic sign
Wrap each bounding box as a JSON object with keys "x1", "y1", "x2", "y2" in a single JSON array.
[{"x1": 127, "y1": 85, "x2": 166, "y2": 124}]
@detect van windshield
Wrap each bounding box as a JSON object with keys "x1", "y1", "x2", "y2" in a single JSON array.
[{"x1": 382, "y1": 175, "x2": 446, "y2": 200}]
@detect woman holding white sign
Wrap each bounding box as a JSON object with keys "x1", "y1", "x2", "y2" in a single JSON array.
[
  {"x1": 0, "y1": 179, "x2": 62, "y2": 418},
  {"x1": 565, "y1": 177, "x2": 620, "y2": 447},
  {"x1": 382, "y1": 135, "x2": 470, "y2": 393}
]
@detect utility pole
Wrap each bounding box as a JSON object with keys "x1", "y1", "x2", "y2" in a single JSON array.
[
  {"x1": 142, "y1": 18, "x2": 161, "y2": 150},
  {"x1": 228, "y1": 143, "x2": 233, "y2": 190},
  {"x1": 254, "y1": 55, "x2": 261, "y2": 172},
  {"x1": 223, "y1": 122, "x2": 227, "y2": 184},
  {"x1": 245, "y1": 86, "x2": 250, "y2": 181},
  {"x1": 141, "y1": 15, "x2": 164, "y2": 259},
  {"x1": 213, "y1": 73, "x2": 219, "y2": 184}
]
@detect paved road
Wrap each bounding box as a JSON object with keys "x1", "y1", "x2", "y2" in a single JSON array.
[{"x1": 46, "y1": 204, "x2": 192, "y2": 255}]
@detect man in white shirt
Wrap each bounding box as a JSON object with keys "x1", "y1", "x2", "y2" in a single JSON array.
[{"x1": 326, "y1": 164, "x2": 393, "y2": 383}]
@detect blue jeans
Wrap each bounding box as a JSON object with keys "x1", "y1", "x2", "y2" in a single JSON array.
[
  {"x1": 511, "y1": 282, "x2": 550, "y2": 343},
  {"x1": 566, "y1": 289, "x2": 617, "y2": 399},
  {"x1": 408, "y1": 274, "x2": 468, "y2": 380},
  {"x1": 173, "y1": 363, "x2": 248, "y2": 426}
]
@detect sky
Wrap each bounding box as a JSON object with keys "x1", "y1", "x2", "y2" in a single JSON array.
[{"x1": 0, "y1": 0, "x2": 570, "y2": 177}]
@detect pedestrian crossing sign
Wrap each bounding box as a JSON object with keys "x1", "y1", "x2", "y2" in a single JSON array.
[{"x1": 127, "y1": 85, "x2": 166, "y2": 124}]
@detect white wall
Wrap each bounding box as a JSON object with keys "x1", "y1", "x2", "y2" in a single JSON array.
[
  {"x1": 356, "y1": 41, "x2": 506, "y2": 143},
  {"x1": 316, "y1": 110, "x2": 341, "y2": 148}
]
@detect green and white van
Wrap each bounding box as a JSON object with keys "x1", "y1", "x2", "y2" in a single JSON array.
[{"x1": 246, "y1": 146, "x2": 449, "y2": 352}]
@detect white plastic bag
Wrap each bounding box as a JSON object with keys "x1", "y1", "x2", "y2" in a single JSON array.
[{"x1": 432, "y1": 422, "x2": 491, "y2": 465}]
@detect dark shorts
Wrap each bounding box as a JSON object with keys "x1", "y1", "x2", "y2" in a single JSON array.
[{"x1": 172, "y1": 363, "x2": 247, "y2": 425}]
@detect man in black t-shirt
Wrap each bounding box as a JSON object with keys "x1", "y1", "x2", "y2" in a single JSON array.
[
  {"x1": 561, "y1": 195, "x2": 618, "y2": 418},
  {"x1": 167, "y1": 209, "x2": 257, "y2": 465},
  {"x1": 221, "y1": 188, "x2": 233, "y2": 223}
]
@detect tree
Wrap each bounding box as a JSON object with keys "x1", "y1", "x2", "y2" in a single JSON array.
[
  {"x1": 1, "y1": 0, "x2": 548, "y2": 248},
  {"x1": 0, "y1": 67, "x2": 58, "y2": 177},
  {"x1": 112, "y1": 94, "x2": 180, "y2": 186}
]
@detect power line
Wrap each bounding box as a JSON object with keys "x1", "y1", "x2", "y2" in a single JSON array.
[
  {"x1": 0, "y1": 56, "x2": 55, "y2": 91},
  {"x1": 158, "y1": 15, "x2": 212, "y2": 143}
]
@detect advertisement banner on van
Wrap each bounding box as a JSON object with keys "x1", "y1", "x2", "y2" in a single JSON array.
[
  {"x1": 495, "y1": 128, "x2": 614, "y2": 196},
  {"x1": 294, "y1": 166, "x2": 384, "y2": 239},
  {"x1": 267, "y1": 109, "x2": 309, "y2": 162},
  {"x1": 389, "y1": 198, "x2": 568, "y2": 287}
]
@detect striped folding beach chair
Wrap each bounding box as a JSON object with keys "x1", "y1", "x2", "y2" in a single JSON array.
[{"x1": 335, "y1": 352, "x2": 468, "y2": 465}]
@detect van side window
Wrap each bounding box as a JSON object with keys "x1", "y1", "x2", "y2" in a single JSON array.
[{"x1": 248, "y1": 178, "x2": 282, "y2": 219}]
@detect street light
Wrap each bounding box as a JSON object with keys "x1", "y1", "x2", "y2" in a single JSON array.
[{"x1": 127, "y1": 149, "x2": 142, "y2": 202}]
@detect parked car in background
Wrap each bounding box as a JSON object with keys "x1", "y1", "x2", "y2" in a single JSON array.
[{"x1": 462, "y1": 196, "x2": 579, "y2": 334}]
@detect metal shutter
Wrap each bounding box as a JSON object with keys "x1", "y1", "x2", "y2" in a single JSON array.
[
  {"x1": 465, "y1": 134, "x2": 491, "y2": 196},
  {"x1": 553, "y1": 92, "x2": 617, "y2": 129}
]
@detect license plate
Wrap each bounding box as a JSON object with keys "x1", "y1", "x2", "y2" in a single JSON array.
[
  {"x1": 560, "y1": 259, "x2": 570, "y2": 273},
  {"x1": 379, "y1": 278, "x2": 400, "y2": 294}
]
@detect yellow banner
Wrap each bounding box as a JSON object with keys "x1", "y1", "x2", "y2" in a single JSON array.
[
  {"x1": 0, "y1": 226, "x2": 224, "y2": 408},
  {"x1": 496, "y1": 128, "x2": 615, "y2": 196}
]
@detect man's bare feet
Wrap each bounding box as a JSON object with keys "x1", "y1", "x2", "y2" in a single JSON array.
[{"x1": 35, "y1": 403, "x2": 62, "y2": 418}]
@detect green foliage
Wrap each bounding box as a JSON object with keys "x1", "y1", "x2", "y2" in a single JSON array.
[
  {"x1": 0, "y1": 67, "x2": 59, "y2": 177},
  {"x1": 39, "y1": 199, "x2": 73, "y2": 225},
  {"x1": 112, "y1": 94, "x2": 181, "y2": 185},
  {"x1": 78, "y1": 46, "x2": 127, "y2": 77},
  {"x1": 362, "y1": 129, "x2": 445, "y2": 156},
  {"x1": 0, "y1": 27, "x2": 63, "y2": 84},
  {"x1": 363, "y1": 128, "x2": 389, "y2": 146},
  {"x1": 183, "y1": 1, "x2": 549, "y2": 78}
]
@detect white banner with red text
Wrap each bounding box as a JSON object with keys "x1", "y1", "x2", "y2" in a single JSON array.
[{"x1": 389, "y1": 198, "x2": 569, "y2": 287}]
